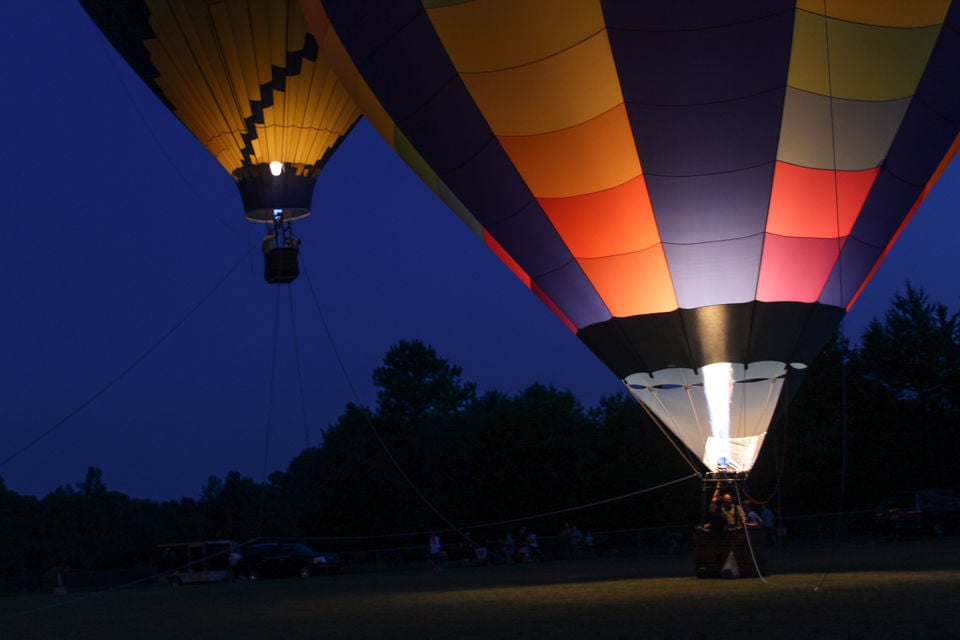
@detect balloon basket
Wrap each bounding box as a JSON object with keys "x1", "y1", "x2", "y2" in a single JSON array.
[
  {"x1": 695, "y1": 471, "x2": 765, "y2": 577},
  {"x1": 693, "y1": 527, "x2": 766, "y2": 578},
  {"x1": 264, "y1": 247, "x2": 300, "y2": 284}
]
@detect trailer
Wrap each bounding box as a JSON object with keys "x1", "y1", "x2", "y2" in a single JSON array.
[{"x1": 157, "y1": 540, "x2": 238, "y2": 585}]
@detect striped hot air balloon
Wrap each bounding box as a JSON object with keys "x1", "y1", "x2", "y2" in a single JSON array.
[{"x1": 307, "y1": 0, "x2": 960, "y2": 474}]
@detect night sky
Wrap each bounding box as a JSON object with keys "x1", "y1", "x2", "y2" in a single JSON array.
[{"x1": 2, "y1": 1, "x2": 958, "y2": 501}]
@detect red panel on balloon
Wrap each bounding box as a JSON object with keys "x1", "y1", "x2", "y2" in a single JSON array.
[
  {"x1": 757, "y1": 233, "x2": 845, "y2": 303},
  {"x1": 767, "y1": 162, "x2": 878, "y2": 238}
]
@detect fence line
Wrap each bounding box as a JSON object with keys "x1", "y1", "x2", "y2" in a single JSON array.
[{"x1": 0, "y1": 509, "x2": 884, "y2": 594}]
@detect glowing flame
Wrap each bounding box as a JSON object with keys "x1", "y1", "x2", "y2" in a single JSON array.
[
  {"x1": 702, "y1": 362, "x2": 734, "y2": 467},
  {"x1": 269, "y1": 161, "x2": 283, "y2": 176}
]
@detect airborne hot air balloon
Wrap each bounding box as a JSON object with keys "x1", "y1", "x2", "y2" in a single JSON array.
[
  {"x1": 79, "y1": 0, "x2": 361, "y2": 283},
  {"x1": 306, "y1": 0, "x2": 960, "y2": 475}
]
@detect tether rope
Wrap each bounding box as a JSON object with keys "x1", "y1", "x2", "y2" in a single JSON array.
[
  {"x1": 286, "y1": 473, "x2": 700, "y2": 544},
  {"x1": 255, "y1": 280, "x2": 312, "y2": 535},
  {"x1": 1, "y1": 250, "x2": 249, "y2": 468},
  {"x1": 287, "y1": 285, "x2": 311, "y2": 447},
  {"x1": 298, "y1": 254, "x2": 462, "y2": 535},
  {"x1": 733, "y1": 482, "x2": 770, "y2": 584},
  {"x1": 457, "y1": 472, "x2": 700, "y2": 534},
  {"x1": 257, "y1": 285, "x2": 283, "y2": 538}
]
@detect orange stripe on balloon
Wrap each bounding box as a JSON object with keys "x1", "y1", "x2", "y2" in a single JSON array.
[
  {"x1": 498, "y1": 103, "x2": 641, "y2": 198},
  {"x1": 578, "y1": 246, "x2": 677, "y2": 317},
  {"x1": 538, "y1": 174, "x2": 658, "y2": 258}
]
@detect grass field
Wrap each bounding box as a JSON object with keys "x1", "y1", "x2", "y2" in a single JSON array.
[{"x1": 2, "y1": 536, "x2": 958, "y2": 639}]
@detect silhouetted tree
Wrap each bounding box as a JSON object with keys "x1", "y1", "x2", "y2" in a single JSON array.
[
  {"x1": 853, "y1": 283, "x2": 960, "y2": 492},
  {"x1": 373, "y1": 339, "x2": 476, "y2": 433},
  {"x1": 0, "y1": 477, "x2": 42, "y2": 577},
  {"x1": 199, "y1": 470, "x2": 260, "y2": 541}
]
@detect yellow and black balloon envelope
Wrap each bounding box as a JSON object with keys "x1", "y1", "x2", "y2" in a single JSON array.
[{"x1": 79, "y1": 0, "x2": 360, "y2": 223}]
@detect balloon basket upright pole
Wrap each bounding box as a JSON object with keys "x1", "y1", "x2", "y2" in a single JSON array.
[{"x1": 693, "y1": 471, "x2": 765, "y2": 578}]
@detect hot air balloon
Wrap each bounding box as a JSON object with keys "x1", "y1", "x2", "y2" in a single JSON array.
[
  {"x1": 79, "y1": 0, "x2": 361, "y2": 283},
  {"x1": 306, "y1": 0, "x2": 960, "y2": 475}
]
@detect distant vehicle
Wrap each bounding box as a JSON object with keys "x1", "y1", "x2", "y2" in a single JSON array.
[
  {"x1": 875, "y1": 489, "x2": 960, "y2": 538},
  {"x1": 234, "y1": 542, "x2": 342, "y2": 581},
  {"x1": 157, "y1": 540, "x2": 238, "y2": 585}
]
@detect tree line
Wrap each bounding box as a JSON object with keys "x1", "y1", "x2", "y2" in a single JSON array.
[{"x1": 1, "y1": 283, "x2": 957, "y2": 579}]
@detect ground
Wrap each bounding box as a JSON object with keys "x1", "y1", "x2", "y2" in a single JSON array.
[{"x1": 2, "y1": 536, "x2": 958, "y2": 639}]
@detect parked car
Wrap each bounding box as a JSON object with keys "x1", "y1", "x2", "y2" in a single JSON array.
[
  {"x1": 234, "y1": 542, "x2": 342, "y2": 581},
  {"x1": 875, "y1": 489, "x2": 960, "y2": 538}
]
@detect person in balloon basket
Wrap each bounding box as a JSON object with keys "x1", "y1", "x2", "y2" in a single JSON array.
[
  {"x1": 261, "y1": 232, "x2": 277, "y2": 255},
  {"x1": 702, "y1": 487, "x2": 724, "y2": 532},
  {"x1": 705, "y1": 485, "x2": 746, "y2": 532}
]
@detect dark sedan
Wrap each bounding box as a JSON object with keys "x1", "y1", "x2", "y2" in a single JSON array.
[{"x1": 235, "y1": 542, "x2": 342, "y2": 581}]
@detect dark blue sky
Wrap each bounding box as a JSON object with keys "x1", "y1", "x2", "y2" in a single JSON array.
[{"x1": 2, "y1": 1, "x2": 958, "y2": 502}]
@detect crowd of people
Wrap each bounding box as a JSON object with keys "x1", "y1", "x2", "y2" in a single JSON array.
[
  {"x1": 425, "y1": 486, "x2": 782, "y2": 571},
  {"x1": 427, "y1": 523, "x2": 596, "y2": 568}
]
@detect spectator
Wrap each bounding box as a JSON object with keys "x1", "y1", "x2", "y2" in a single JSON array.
[
  {"x1": 745, "y1": 503, "x2": 762, "y2": 527},
  {"x1": 761, "y1": 505, "x2": 777, "y2": 545},
  {"x1": 518, "y1": 528, "x2": 540, "y2": 562},
  {"x1": 429, "y1": 533, "x2": 445, "y2": 570},
  {"x1": 502, "y1": 531, "x2": 516, "y2": 563},
  {"x1": 571, "y1": 525, "x2": 584, "y2": 558}
]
